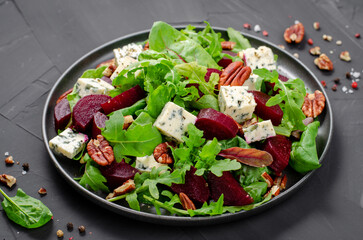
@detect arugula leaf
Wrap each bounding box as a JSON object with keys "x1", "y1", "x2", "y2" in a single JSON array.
[
  {"x1": 244, "y1": 182, "x2": 268, "y2": 203},
  {"x1": 0, "y1": 188, "x2": 53, "y2": 229},
  {"x1": 219, "y1": 136, "x2": 250, "y2": 150},
  {"x1": 227, "y1": 27, "x2": 252, "y2": 52},
  {"x1": 78, "y1": 154, "x2": 109, "y2": 193},
  {"x1": 117, "y1": 99, "x2": 146, "y2": 117},
  {"x1": 290, "y1": 121, "x2": 321, "y2": 173},
  {"x1": 147, "y1": 84, "x2": 175, "y2": 118},
  {"x1": 102, "y1": 109, "x2": 125, "y2": 142},
  {"x1": 80, "y1": 66, "x2": 107, "y2": 78}
]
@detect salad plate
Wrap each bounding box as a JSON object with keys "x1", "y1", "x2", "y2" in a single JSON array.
[{"x1": 42, "y1": 25, "x2": 333, "y2": 226}]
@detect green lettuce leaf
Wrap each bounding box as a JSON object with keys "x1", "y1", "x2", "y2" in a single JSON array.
[
  {"x1": 227, "y1": 27, "x2": 252, "y2": 52},
  {"x1": 80, "y1": 66, "x2": 107, "y2": 78},
  {"x1": 78, "y1": 154, "x2": 109, "y2": 193}
]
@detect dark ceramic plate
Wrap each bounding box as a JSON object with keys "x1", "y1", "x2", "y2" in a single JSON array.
[{"x1": 42, "y1": 26, "x2": 333, "y2": 226}]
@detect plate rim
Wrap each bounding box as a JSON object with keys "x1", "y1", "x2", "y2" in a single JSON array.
[{"x1": 42, "y1": 25, "x2": 333, "y2": 226}]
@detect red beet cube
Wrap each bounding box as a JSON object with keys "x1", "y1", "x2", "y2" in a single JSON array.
[
  {"x1": 92, "y1": 112, "x2": 108, "y2": 139},
  {"x1": 54, "y1": 98, "x2": 71, "y2": 131},
  {"x1": 250, "y1": 90, "x2": 283, "y2": 126},
  {"x1": 100, "y1": 160, "x2": 139, "y2": 190},
  {"x1": 262, "y1": 135, "x2": 292, "y2": 175}
]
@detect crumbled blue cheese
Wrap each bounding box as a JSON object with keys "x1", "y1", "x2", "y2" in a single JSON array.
[
  {"x1": 243, "y1": 120, "x2": 276, "y2": 143},
  {"x1": 135, "y1": 155, "x2": 167, "y2": 172},
  {"x1": 218, "y1": 86, "x2": 256, "y2": 123},
  {"x1": 110, "y1": 56, "x2": 137, "y2": 80},
  {"x1": 238, "y1": 46, "x2": 276, "y2": 90},
  {"x1": 153, "y1": 102, "x2": 197, "y2": 143},
  {"x1": 49, "y1": 128, "x2": 88, "y2": 159},
  {"x1": 113, "y1": 43, "x2": 143, "y2": 66},
  {"x1": 75, "y1": 78, "x2": 114, "y2": 98}
]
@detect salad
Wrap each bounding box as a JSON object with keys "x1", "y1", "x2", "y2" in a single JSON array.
[{"x1": 48, "y1": 21, "x2": 326, "y2": 216}]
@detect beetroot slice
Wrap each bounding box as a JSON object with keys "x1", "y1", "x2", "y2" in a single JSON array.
[
  {"x1": 100, "y1": 160, "x2": 139, "y2": 190},
  {"x1": 101, "y1": 85, "x2": 146, "y2": 115},
  {"x1": 171, "y1": 166, "x2": 210, "y2": 204},
  {"x1": 54, "y1": 98, "x2": 71, "y2": 131},
  {"x1": 218, "y1": 57, "x2": 232, "y2": 69},
  {"x1": 72, "y1": 94, "x2": 111, "y2": 133},
  {"x1": 262, "y1": 135, "x2": 292, "y2": 174},
  {"x1": 205, "y1": 68, "x2": 222, "y2": 82},
  {"x1": 207, "y1": 171, "x2": 253, "y2": 206},
  {"x1": 250, "y1": 90, "x2": 283, "y2": 126},
  {"x1": 195, "y1": 108, "x2": 238, "y2": 140},
  {"x1": 92, "y1": 112, "x2": 108, "y2": 139},
  {"x1": 101, "y1": 76, "x2": 112, "y2": 85}
]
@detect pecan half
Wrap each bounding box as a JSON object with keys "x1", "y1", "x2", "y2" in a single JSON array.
[
  {"x1": 302, "y1": 90, "x2": 326, "y2": 118},
  {"x1": 106, "y1": 179, "x2": 136, "y2": 199},
  {"x1": 221, "y1": 41, "x2": 236, "y2": 50},
  {"x1": 261, "y1": 172, "x2": 273, "y2": 188},
  {"x1": 87, "y1": 135, "x2": 114, "y2": 166},
  {"x1": 153, "y1": 142, "x2": 175, "y2": 164},
  {"x1": 309, "y1": 46, "x2": 321, "y2": 56},
  {"x1": 102, "y1": 64, "x2": 117, "y2": 77},
  {"x1": 218, "y1": 61, "x2": 251, "y2": 89},
  {"x1": 314, "y1": 54, "x2": 334, "y2": 71},
  {"x1": 284, "y1": 22, "x2": 305, "y2": 43},
  {"x1": 123, "y1": 115, "x2": 134, "y2": 130},
  {"x1": 179, "y1": 192, "x2": 196, "y2": 210},
  {"x1": 5, "y1": 156, "x2": 14, "y2": 165},
  {"x1": 0, "y1": 174, "x2": 16, "y2": 188}
]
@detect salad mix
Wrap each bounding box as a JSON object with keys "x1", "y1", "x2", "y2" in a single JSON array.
[{"x1": 49, "y1": 21, "x2": 325, "y2": 216}]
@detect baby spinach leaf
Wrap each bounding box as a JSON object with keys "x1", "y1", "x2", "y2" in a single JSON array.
[
  {"x1": 244, "y1": 182, "x2": 268, "y2": 203},
  {"x1": 0, "y1": 188, "x2": 53, "y2": 229},
  {"x1": 192, "y1": 94, "x2": 219, "y2": 111},
  {"x1": 227, "y1": 27, "x2": 252, "y2": 52},
  {"x1": 147, "y1": 84, "x2": 175, "y2": 118},
  {"x1": 290, "y1": 121, "x2": 321, "y2": 173},
  {"x1": 118, "y1": 99, "x2": 146, "y2": 117},
  {"x1": 80, "y1": 66, "x2": 107, "y2": 78},
  {"x1": 78, "y1": 154, "x2": 109, "y2": 193}
]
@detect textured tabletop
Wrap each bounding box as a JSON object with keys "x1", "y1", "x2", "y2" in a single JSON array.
[{"x1": 1, "y1": 0, "x2": 363, "y2": 239}]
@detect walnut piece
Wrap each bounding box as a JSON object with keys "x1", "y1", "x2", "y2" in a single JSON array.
[
  {"x1": 218, "y1": 61, "x2": 251, "y2": 89},
  {"x1": 309, "y1": 46, "x2": 321, "y2": 56},
  {"x1": 302, "y1": 90, "x2": 326, "y2": 118},
  {"x1": 314, "y1": 54, "x2": 334, "y2": 71},
  {"x1": 123, "y1": 115, "x2": 134, "y2": 130},
  {"x1": 106, "y1": 179, "x2": 136, "y2": 199},
  {"x1": 5, "y1": 156, "x2": 14, "y2": 165},
  {"x1": 340, "y1": 51, "x2": 351, "y2": 62},
  {"x1": 221, "y1": 41, "x2": 236, "y2": 50},
  {"x1": 87, "y1": 135, "x2": 114, "y2": 166},
  {"x1": 179, "y1": 192, "x2": 196, "y2": 210},
  {"x1": 284, "y1": 22, "x2": 305, "y2": 44},
  {"x1": 153, "y1": 142, "x2": 175, "y2": 164},
  {"x1": 0, "y1": 174, "x2": 16, "y2": 188}
]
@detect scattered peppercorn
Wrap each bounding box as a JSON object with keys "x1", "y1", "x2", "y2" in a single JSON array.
[
  {"x1": 67, "y1": 222, "x2": 74, "y2": 231},
  {"x1": 313, "y1": 22, "x2": 320, "y2": 30},
  {"x1": 243, "y1": 23, "x2": 251, "y2": 30},
  {"x1": 321, "y1": 80, "x2": 327, "y2": 87},
  {"x1": 331, "y1": 84, "x2": 337, "y2": 91},
  {"x1": 262, "y1": 30, "x2": 269, "y2": 36},
  {"x1": 307, "y1": 38, "x2": 313, "y2": 45},
  {"x1": 22, "y1": 163, "x2": 29, "y2": 171},
  {"x1": 5, "y1": 156, "x2": 14, "y2": 165},
  {"x1": 56, "y1": 230, "x2": 64, "y2": 238},
  {"x1": 346, "y1": 72, "x2": 351, "y2": 79},
  {"x1": 355, "y1": 33, "x2": 361, "y2": 38},
  {"x1": 333, "y1": 78, "x2": 340, "y2": 84},
  {"x1": 352, "y1": 81, "x2": 358, "y2": 89},
  {"x1": 78, "y1": 225, "x2": 86, "y2": 234}
]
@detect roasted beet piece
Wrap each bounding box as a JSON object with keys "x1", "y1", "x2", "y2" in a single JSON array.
[
  {"x1": 72, "y1": 94, "x2": 111, "y2": 133},
  {"x1": 262, "y1": 135, "x2": 292, "y2": 175},
  {"x1": 171, "y1": 166, "x2": 210, "y2": 204},
  {"x1": 195, "y1": 108, "x2": 238, "y2": 140},
  {"x1": 250, "y1": 90, "x2": 283, "y2": 126},
  {"x1": 205, "y1": 68, "x2": 222, "y2": 82},
  {"x1": 54, "y1": 98, "x2": 71, "y2": 131},
  {"x1": 218, "y1": 50, "x2": 238, "y2": 69},
  {"x1": 101, "y1": 76, "x2": 112, "y2": 85},
  {"x1": 207, "y1": 171, "x2": 253, "y2": 206},
  {"x1": 101, "y1": 85, "x2": 146, "y2": 115},
  {"x1": 100, "y1": 160, "x2": 139, "y2": 190},
  {"x1": 92, "y1": 112, "x2": 108, "y2": 139}
]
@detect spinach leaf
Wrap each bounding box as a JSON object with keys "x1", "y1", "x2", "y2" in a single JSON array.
[
  {"x1": 78, "y1": 154, "x2": 109, "y2": 192},
  {"x1": 0, "y1": 188, "x2": 53, "y2": 229},
  {"x1": 192, "y1": 94, "x2": 219, "y2": 111},
  {"x1": 118, "y1": 99, "x2": 146, "y2": 116},
  {"x1": 80, "y1": 66, "x2": 107, "y2": 78},
  {"x1": 147, "y1": 84, "x2": 175, "y2": 118},
  {"x1": 244, "y1": 182, "x2": 268, "y2": 203},
  {"x1": 227, "y1": 27, "x2": 252, "y2": 52},
  {"x1": 290, "y1": 121, "x2": 321, "y2": 173}
]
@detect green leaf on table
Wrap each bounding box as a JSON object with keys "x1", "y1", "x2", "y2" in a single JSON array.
[
  {"x1": 0, "y1": 188, "x2": 53, "y2": 229},
  {"x1": 78, "y1": 154, "x2": 109, "y2": 193}
]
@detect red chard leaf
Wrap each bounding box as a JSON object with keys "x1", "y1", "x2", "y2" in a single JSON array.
[{"x1": 218, "y1": 147, "x2": 273, "y2": 167}]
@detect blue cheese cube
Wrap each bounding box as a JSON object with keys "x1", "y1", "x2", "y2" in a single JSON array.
[
  {"x1": 153, "y1": 102, "x2": 197, "y2": 143},
  {"x1": 49, "y1": 128, "x2": 88, "y2": 159},
  {"x1": 75, "y1": 78, "x2": 114, "y2": 98},
  {"x1": 238, "y1": 46, "x2": 277, "y2": 90},
  {"x1": 110, "y1": 56, "x2": 137, "y2": 80},
  {"x1": 135, "y1": 155, "x2": 167, "y2": 172},
  {"x1": 113, "y1": 43, "x2": 143, "y2": 66},
  {"x1": 218, "y1": 86, "x2": 256, "y2": 123},
  {"x1": 243, "y1": 120, "x2": 276, "y2": 143}
]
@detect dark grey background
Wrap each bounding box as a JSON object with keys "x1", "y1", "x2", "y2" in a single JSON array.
[{"x1": 1, "y1": 0, "x2": 362, "y2": 239}]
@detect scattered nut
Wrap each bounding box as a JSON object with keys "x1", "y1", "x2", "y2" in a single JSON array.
[
  {"x1": 314, "y1": 54, "x2": 334, "y2": 71},
  {"x1": 5, "y1": 156, "x2": 14, "y2": 165},
  {"x1": 336, "y1": 40, "x2": 342, "y2": 45},
  {"x1": 313, "y1": 22, "x2": 320, "y2": 30},
  {"x1": 123, "y1": 115, "x2": 134, "y2": 130},
  {"x1": 261, "y1": 172, "x2": 273, "y2": 188},
  {"x1": 254, "y1": 24, "x2": 261, "y2": 32},
  {"x1": 179, "y1": 192, "x2": 196, "y2": 210},
  {"x1": 106, "y1": 179, "x2": 136, "y2": 200},
  {"x1": 243, "y1": 23, "x2": 251, "y2": 30},
  {"x1": 346, "y1": 72, "x2": 351, "y2": 79},
  {"x1": 340, "y1": 51, "x2": 351, "y2": 62},
  {"x1": 67, "y1": 222, "x2": 74, "y2": 231},
  {"x1": 22, "y1": 163, "x2": 29, "y2": 171},
  {"x1": 38, "y1": 187, "x2": 47, "y2": 195},
  {"x1": 302, "y1": 90, "x2": 326, "y2": 118},
  {"x1": 0, "y1": 174, "x2": 16, "y2": 188},
  {"x1": 78, "y1": 225, "x2": 86, "y2": 234},
  {"x1": 293, "y1": 53, "x2": 299, "y2": 58},
  {"x1": 56, "y1": 230, "x2": 64, "y2": 238},
  {"x1": 322, "y1": 34, "x2": 332, "y2": 41},
  {"x1": 219, "y1": 61, "x2": 251, "y2": 89},
  {"x1": 153, "y1": 142, "x2": 175, "y2": 164},
  {"x1": 284, "y1": 22, "x2": 305, "y2": 43},
  {"x1": 221, "y1": 41, "x2": 236, "y2": 50},
  {"x1": 278, "y1": 44, "x2": 285, "y2": 49},
  {"x1": 309, "y1": 46, "x2": 321, "y2": 56},
  {"x1": 87, "y1": 135, "x2": 114, "y2": 166}
]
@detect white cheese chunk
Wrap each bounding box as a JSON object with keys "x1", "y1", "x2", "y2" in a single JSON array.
[
  {"x1": 75, "y1": 78, "x2": 114, "y2": 98},
  {"x1": 153, "y1": 102, "x2": 197, "y2": 143},
  {"x1": 113, "y1": 43, "x2": 143, "y2": 67},
  {"x1": 218, "y1": 86, "x2": 256, "y2": 123},
  {"x1": 243, "y1": 120, "x2": 276, "y2": 143},
  {"x1": 49, "y1": 128, "x2": 88, "y2": 159},
  {"x1": 110, "y1": 56, "x2": 137, "y2": 80},
  {"x1": 238, "y1": 46, "x2": 277, "y2": 90},
  {"x1": 135, "y1": 155, "x2": 167, "y2": 172}
]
